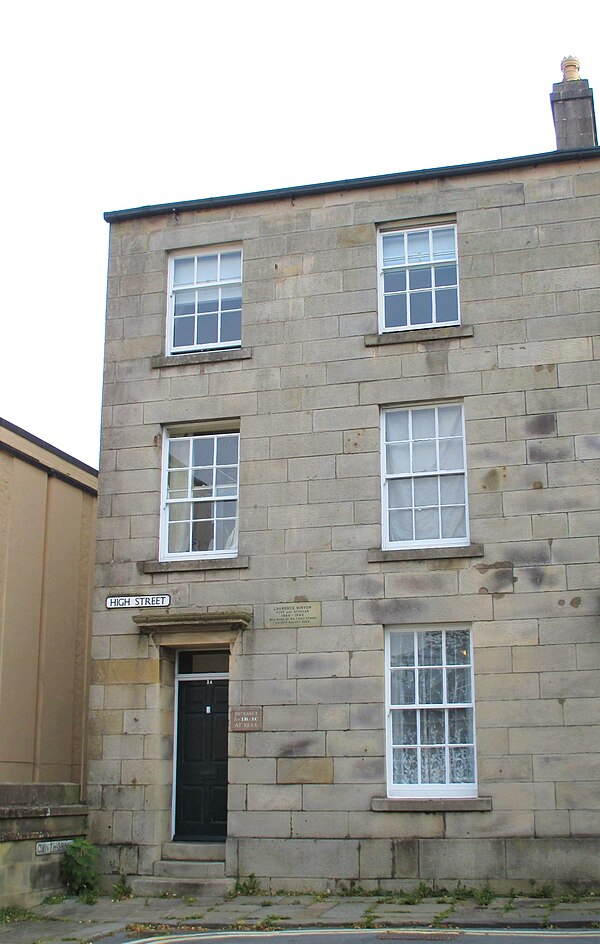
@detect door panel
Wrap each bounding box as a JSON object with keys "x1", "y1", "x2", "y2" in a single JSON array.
[{"x1": 175, "y1": 678, "x2": 228, "y2": 840}]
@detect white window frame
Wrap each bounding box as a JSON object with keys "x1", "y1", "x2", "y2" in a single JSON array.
[
  {"x1": 377, "y1": 224, "x2": 460, "y2": 333},
  {"x1": 160, "y1": 428, "x2": 240, "y2": 561},
  {"x1": 385, "y1": 625, "x2": 477, "y2": 799},
  {"x1": 167, "y1": 246, "x2": 242, "y2": 354},
  {"x1": 381, "y1": 402, "x2": 469, "y2": 550}
]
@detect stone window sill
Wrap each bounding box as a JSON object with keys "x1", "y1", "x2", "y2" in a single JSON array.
[
  {"x1": 371, "y1": 796, "x2": 492, "y2": 813},
  {"x1": 140, "y1": 556, "x2": 249, "y2": 574},
  {"x1": 151, "y1": 348, "x2": 252, "y2": 369},
  {"x1": 368, "y1": 544, "x2": 483, "y2": 563},
  {"x1": 365, "y1": 325, "x2": 473, "y2": 347}
]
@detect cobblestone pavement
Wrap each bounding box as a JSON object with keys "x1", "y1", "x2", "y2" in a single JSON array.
[{"x1": 1, "y1": 891, "x2": 600, "y2": 944}]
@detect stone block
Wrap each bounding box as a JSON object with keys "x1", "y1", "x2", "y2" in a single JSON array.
[
  {"x1": 247, "y1": 784, "x2": 301, "y2": 811},
  {"x1": 246, "y1": 732, "x2": 325, "y2": 758},
  {"x1": 237, "y1": 838, "x2": 359, "y2": 879},
  {"x1": 359, "y1": 839, "x2": 393, "y2": 879},
  {"x1": 291, "y1": 811, "x2": 348, "y2": 838},
  {"x1": 229, "y1": 811, "x2": 291, "y2": 838},
  {"x1": 277, "y1": 758, "x2": 333, "y2": 784},
  {"x1": 302, "y1": 783, "x2": 375, "y2": 812},
  {"x1": 419, "y1": 838, "x2": 505, "y2": 879},
  {"x1": 506, "y1": 838, "x2": 600, "y2": 881}
]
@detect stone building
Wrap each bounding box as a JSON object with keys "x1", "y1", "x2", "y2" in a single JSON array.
[
  {"x1": 0, "y1": 419, "x2": 97, "y2": 905},
  {"x1": 90, "y1": 60, "x2": 599, "y2": 892}
]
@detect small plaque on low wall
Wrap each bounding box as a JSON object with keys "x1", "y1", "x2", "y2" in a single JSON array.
[
  {"x1": 264, "y1": 602, "x2": 321, "y2": 628},
  {"x1": 230, "y1": 707, "x2": 263, "y2": 731},
  {"x1": 36, "y1": 839, "x2": 75, "y2": 856}
]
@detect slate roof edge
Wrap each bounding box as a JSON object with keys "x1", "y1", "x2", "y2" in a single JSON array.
[{"x1": 104, "y1": 147, "x2": 600, "y2": 223}]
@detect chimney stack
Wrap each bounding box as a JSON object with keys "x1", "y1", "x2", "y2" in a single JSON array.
[{"x1": 551, "y1": 56, "x2": 597, "y2": 150}]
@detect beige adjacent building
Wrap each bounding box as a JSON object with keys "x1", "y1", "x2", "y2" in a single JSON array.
[
  {"x1": 90, "y1": 61, "x2": 599, "y2": 892},
  {"x1": 0, "y1": 418, "x2": 97, "y2": 904}
]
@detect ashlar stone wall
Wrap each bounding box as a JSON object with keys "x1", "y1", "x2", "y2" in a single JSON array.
[{"x1": 90, "y1": 156, "x2": 600, "y2": 889}]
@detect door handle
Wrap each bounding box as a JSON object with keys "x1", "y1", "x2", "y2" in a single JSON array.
[{"x1": 206, "y1": 706, "x2": 212, "y2": 714}]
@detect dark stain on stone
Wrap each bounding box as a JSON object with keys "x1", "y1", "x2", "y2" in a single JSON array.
[
  {"x1": 558, "y1": 599, "x2": 566, "y2": 606},
  {"x1": 526, "y1": 413, "x2": 556, "y2": 436},
  {"x1": 476, "y1": 561, "x2": 512, "y2": 573},
  {"x1": 277, "y1": 738, "x2": 314, "y2": 757},
  {"x1": 534, "y1": 364, "x2": 555, "y2": 373},
  {"x1": 481, "y1": 468, "x2": 506, "y2": 491},
  {"x1": 532, "y1": 481, "x2": 544, "y2": 489},
  {"x1": 570, "y1": 597, "x2": 582, "y2": 608}
]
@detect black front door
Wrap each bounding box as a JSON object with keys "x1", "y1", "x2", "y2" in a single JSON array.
[{"x1": 175, "y1": 679, "x2": 228, "y2": 840}]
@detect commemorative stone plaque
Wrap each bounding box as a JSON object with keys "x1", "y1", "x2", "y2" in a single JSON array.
[
  {"x1": 264, "y1": 601, "x2": 321, "y2": 628},
  {"x1": 230, "y1": 707, "x2": 262, "y2": 731}
]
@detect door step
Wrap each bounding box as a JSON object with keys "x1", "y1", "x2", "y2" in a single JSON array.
[
  {"x1": 154, "y1": 860, "x2": 225, "y2": 879},
  {"x1": 162, "y1": 841, "x2": 226, "y2": 862},
  {"x1": 130, "y1": 875, "x2": 233, "y2": 898}
]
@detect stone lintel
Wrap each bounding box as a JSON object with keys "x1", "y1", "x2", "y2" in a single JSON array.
[{"x1": 133, "y1": 611, "x2": 253, "y2": 648}]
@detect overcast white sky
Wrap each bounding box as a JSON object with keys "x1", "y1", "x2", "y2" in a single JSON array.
[{"x1": 0, "y1": 0, "x2": 598, "y2": 468}]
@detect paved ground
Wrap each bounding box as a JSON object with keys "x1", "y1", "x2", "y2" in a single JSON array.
[{"x1": 3, "y1": 889, "x2": 600, "y2": 944}]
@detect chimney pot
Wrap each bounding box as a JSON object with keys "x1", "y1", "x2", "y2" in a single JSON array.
[{"x1": 561, "y1": 56, "x2": 581, "y2": 81}]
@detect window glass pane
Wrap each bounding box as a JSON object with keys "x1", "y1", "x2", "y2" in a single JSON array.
[
  {"x1": 173, "y1": 316, "x2": 195, "y2": 348},
  {"x1": 389, "y1": 633, "x2": 415, "y2": 667},
  {"x1": 390, "y1": 669, "x2": 415, "y2": 705},
  {"x1": 220, "y1": 251, "x2": 242, "y2": 280},
  {"x1": 418, "y1": 632, "x2": 443, "y2": 666},
  {"x1": 192, "y1": 468, "x2": 213, "y2": 495},
  {"x1": 439, "y1": 438, "x2": 463, "y2": 470},
  {"x1": 173, "y1": 257, "x2": 194, "y2": 285},
  {"x1": 421, "y1": 747, "x2": 446, "y2": 783},
  {"x1": 412, "y1": 409, "x2": 436, "y2": 439},
  {"x1": 168, "y1": 521, "x2": 189, "y2": 553},
  {"x1": 382, "y1": 234, "x2": 405, "y2": 266},
  {"x1": 169, "y1": 502, "x2": 191, "y2": 522},
  {"x1": 410, "y1": 292, "x2": 433, "y2": 325},
  {"x1": 393, "y1": 747, "x2": 418, "y2": 784},
  {"x1": 446, "y1": 666, "x2": 471, "y2": 703},
  {"x1": 409, "y1": 267, "x2": 432, "y2": 290},
  {"x1": 192, "y1": 518, "x2": 214, "y2": 552},
  {"x1": 449, "y1": 745, "x2": 475, "y2": 783},
  {"x1": 216, "y1": 435, "x2": 239, "y2": 466},
  {"x1": 420, "y1": 709, "x2": 445, "y2": 744},
  {"x1": 192, "y1": 502, "x2": 212, "y2": 520},
  {"x1": 215, "y1": 467, "x2": 238, "y2": 495},
  {"x1": 440, "y1": 474, "x2": 464, "y2": 505},
  {"x1": 415, "y1": 505, "x2": 439, "y2": 540},
  {"x1": 197, "y1": 254, "x2": 218, "y2": 283},
  {"x1": 386, "y1": 442, "x2": 410, "y2": 474},
  {"x1": 168, "y1": 470, "x2": 188, "y2": 498},
  {"x1": 197, "y1": 288, "x2": 218, "y2": 314},
  {"x1": 435, "y1": 288, "x2": 459, "y2": 323},
  {"x1": 448, "y1": 707, "x2": 473, "y2": 743},
  {"x1": 192, "y1": 437, "x2": 214, "y2": 467},
  {"x1": 388, "y1": 478, "x2": 412, "y2": 509},
  {"x1": 384, "y1": 293, "x2": 407, "y2": 329},
  {"x1": 386, "y1": 410, "x2": 409, "y2": 442},
  {"x1": 383, "y1": 270, "x2": 406, "y2": 293},
  {"x1": 169, "y1": 439, "x2": 189, "y2": 469},
  {"x1": 434, "y1": 264, "x2": 457, "y2": 287},
  {"x1": 216, "y1": 499, "x2": 237, "y2": 519},
  {"x1": 441, "y1": 505, "x2": 466, "y2": 539},
  {"x1": 389, "y1": 509, "x2": 413, "y2": 542},
  {"x1": 221, "y1": 285, "x2": 242, "y2": 308},
  {"x1": 438, "y1": 405, "x2": 463, "y2": 438},
  {"x1": 174, "y1": 289, "x2": 196, "y2": 315},
  {"x1": 216, "y1": 516, "x2": 237, "y2": 551},
  {"x1": 413, "y1": 476, "x2": 438, "y2": 507},
  {"x1": 412, "y1": 441, "x2": 437, "y2": 473},
  {"x1": 197, "y1": 313, "x2": 219, "y2": 345},
  {"x1": 446, "y1": 630, "x2": 471, "y2": 665},
  {"x1": 392, "y1": 710, "x2": 417, "y2": 745},
  {"x1": 221, "y1": 310, "x2": 242, "y2": 343},
  {"x1": 418, "y1": 667, "x2": 444, "y2": 704},
  {"x1": 407, "y1": 230, "x2": 430, "y2": 264},
  {"x1": 432, "y1": 227, "x2": 456, "y2": 261}
]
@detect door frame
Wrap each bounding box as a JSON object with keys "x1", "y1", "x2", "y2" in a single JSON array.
[{"x1": 171, "y1": 651, "x2": 229, "y2": 841}]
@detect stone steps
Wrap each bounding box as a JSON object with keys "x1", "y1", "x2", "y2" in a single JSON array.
[
  {"x1": 161, "y1": 841, "x2": 226, "y2": 862},
  {"x1": 154, "y1": 859, "x2": 225, "y2": 879}
]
